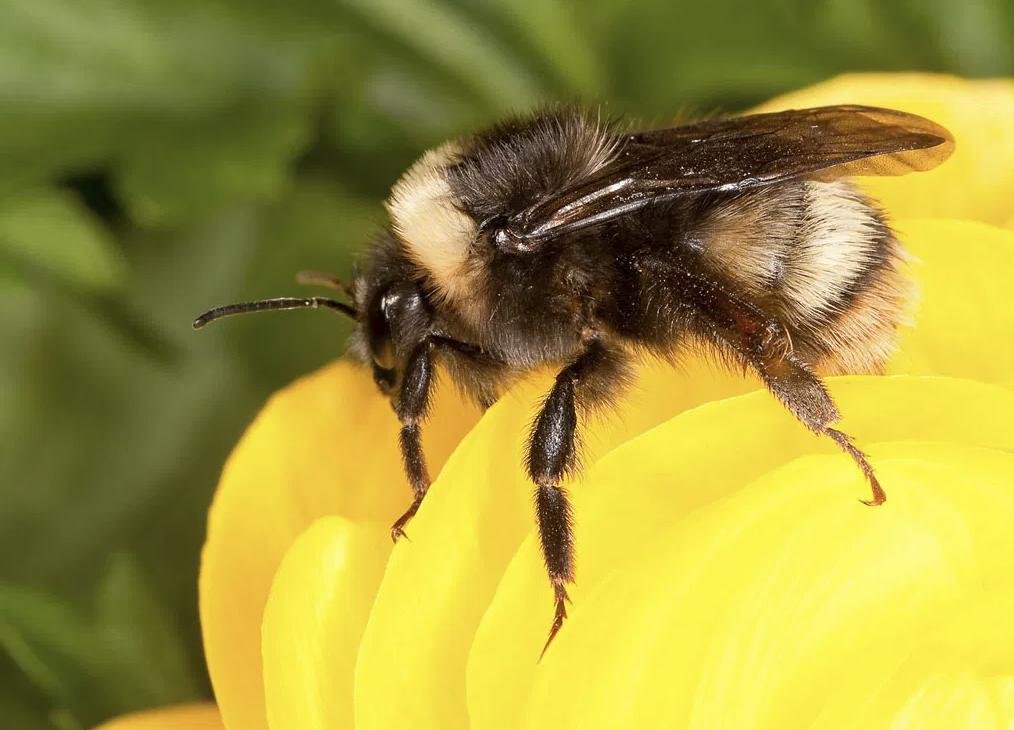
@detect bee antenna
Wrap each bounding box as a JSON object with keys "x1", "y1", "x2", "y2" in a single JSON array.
[
  {"x1": 295, "y1": 270, "x2": 356, "y2": 299},
  {"x1": 192, "y1": 297, "x2": 357, "y2": 330}
]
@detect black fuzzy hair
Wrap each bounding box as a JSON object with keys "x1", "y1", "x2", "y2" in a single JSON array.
[{"x1": 447, "y1": 106, "x2": 621, "y2": 223}]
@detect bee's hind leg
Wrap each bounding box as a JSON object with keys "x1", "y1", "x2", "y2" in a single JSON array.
[
  {"x1": 678, "y1": 268, "x2": 886, "y2": 507},
  {"x1": 746, "y1": 322, "x2": 886, "y2": 506}
]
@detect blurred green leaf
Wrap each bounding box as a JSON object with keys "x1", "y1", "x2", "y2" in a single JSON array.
[
  {"x1": 115, "y1": 105, "x2": 313, "y2": 227},
  {"x1": 0, "y1": 188, "x2": 126, "y2": 292},
  {"x1": 0, "y1": 0, "x2": 331, "y2": 198},
  {"x1": 585, "y1": 0, "x2": 824, "y2": 114},
  {"x1": 93, "y1": 553, "x2": 201, "y2": 709},
  {"x1": 335, "y1": 0, "x2": 546, "y2": 110},
  {"x1": 0, "y1": 586, "x2": 94, "y2": 723},
  {"x1": 0, "y1": 674, "x2": 58, "y2": 730},
  {"x1": 444, "y1": 0, "x2": 606, "y2": 97},
  {"x1": 893, "y1": 0, "x2": 1014, "y2": 75},
  {"x1": 0, "y1": 556, "x2": 200, "y2": 727}
]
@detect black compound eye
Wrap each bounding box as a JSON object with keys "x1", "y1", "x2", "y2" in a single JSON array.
[
  {"x1": 366, "y1": 280, "x2": 430, "y2": 370},
  {"x1": 380, "y1": 290, "x2": 403, "y2": 317},
  {"x1": 366, "y1": 290, "x2": 395, "y2": 370}
]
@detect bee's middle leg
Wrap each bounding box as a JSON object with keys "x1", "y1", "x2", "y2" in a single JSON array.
[{"x1": 525, "y1": 339, "x2": 629, "y2": 655}]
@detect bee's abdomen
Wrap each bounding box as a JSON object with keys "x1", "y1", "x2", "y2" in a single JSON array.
[
  {"x1": 700, "y1": 180, "x2": 914, "y2": 374},
  {"x1": 783, "y1": 181, "x2": 913, "y2": 374}
]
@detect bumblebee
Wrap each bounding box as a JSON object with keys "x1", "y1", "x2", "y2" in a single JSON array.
[{"x1": 195, "y1": 104, "x2": 953, "y2": 651}]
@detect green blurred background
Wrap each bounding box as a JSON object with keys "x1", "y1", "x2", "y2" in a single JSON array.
[{"x1": 0, "y1": 0, "x2": 1011, "y2": 727}]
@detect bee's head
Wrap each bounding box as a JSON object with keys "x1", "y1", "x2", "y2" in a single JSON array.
[
  {"x1": 353, "y1": 263, "x2": 431, "y2": 396},
  {"x1": 192, "y1": 253, "x2": 432, "y2": 402}
]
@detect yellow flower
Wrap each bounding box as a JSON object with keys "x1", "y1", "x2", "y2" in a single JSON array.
[{"x1": 98, "y1": 74, "x2": 1014, "y2": 730}]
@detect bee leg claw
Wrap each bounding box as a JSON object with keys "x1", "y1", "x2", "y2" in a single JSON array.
[
  {"x1": 390, "y1": 497, "x2": 422, "y2": 543},
  {"x1": 390, "y1": 524, "x2": 411, "y2": 542},
  {"x1": 822, "y1": 428, "x2": 887, "y2": 507},
  {"x1": 540, "y1": 584, "x2": 570, "y2": 660},
  {"x1": 860, "y1": 476, "x2": 887, "y2": 506}
]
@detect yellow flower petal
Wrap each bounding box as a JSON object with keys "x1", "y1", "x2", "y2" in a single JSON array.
[
  {"x1": 93, "y1": 703, "x2": 223, "y2": 730},
  {"x1": 261, "y1": 516, "x2": 391, "y2": 730},
  {"x1": 468, "y1": 377, "x2": 1014, "y2": 729},
  {"x1": 200, "y1": 361, "x2": 478, "y2": 730},
  {"x1": 813, "y1": 591, "x2": 1014, "y2": 728},
  {"x1": 755, "y1": 73, "x2": 1014, "y2": 226},
  {"x1": 888, "y1": 219, "x2": 1014, "y2": 383},
  {"x1": 520, "y1": 442, "x2": 1014, "y2": 729}
]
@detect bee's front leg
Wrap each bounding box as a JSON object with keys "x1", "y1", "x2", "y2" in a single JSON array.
[
  {"x1": 391, "y1": 339, "x2": 436, "y2": 542},
  {"x1": 526, "y1": 339, "x2": 629, "y2": 656}
]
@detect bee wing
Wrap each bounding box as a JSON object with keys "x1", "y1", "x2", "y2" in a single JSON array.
[{"x1": 510, "y1": 105, "x2": 953, "y2": 243}]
